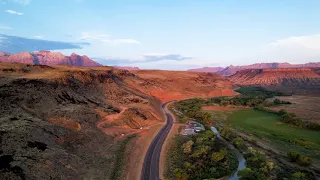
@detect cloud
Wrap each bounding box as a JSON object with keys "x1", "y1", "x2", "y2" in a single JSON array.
[
  {"x1": 270, "y1": 34, "x2": 320, "y2": 49},
  {"x1": 33, "y1": 35, "x2": 44, "y2": 39},
  {"x1": 143, "y1": 53, "x2": 192, "y2": 61},
  {"x1": 6, "y1": 10, "x2": 23, "y2": 15},
  {"x1": 8, "y1": 0, "x2": 30, "y2": 5},
  {"x1": 128, "y1": 58, "x2": 210, "y2": 70},
  {"x1": 80, "y1": 32, "x2": 140, "y2": 45},
  {"x1": 246, "y1": 34, "x2": 320, "y2": 64},
  {"x1": 101, "y1": 38, "x2": 140, "y2": 44},
  {"x1": 92, "y1": 53, "x2": 194, "y2": 68},
  {"x1": 0, "y1": 25, "x2": 12, "y2": 30},
  {"x1": 0, "y1": 34, "x2": 89, "y2": 53}
]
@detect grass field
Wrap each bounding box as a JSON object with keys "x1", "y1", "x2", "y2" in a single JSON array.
[
  {"x1": 268, "y1": 95, "x2": 320, "y2": 123},
  {"x1": 225, "y1": 109, "x2": 320, "y2": 161}
]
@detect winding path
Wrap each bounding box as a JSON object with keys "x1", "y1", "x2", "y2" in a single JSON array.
[{"x1": 141, "y1": 102, "x2": 173, "y2": 180}]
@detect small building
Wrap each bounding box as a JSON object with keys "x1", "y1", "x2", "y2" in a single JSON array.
[
  {"x1": 188, "y1": 121, "x2": 205, "y2": 132},
  {"x1": 182, "y1": 128, "x2": 196, "y2": 135}
]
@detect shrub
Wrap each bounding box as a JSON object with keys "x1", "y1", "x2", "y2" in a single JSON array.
[
  {"x1": 249, "y1": 137, "x2": 257, "y2": 144},
  {"x1": 238, "y1": 168, "x2": 256, "y2": 180},
  {"x1": 278, "y1": 109, "x2": 288, "y2": 115},
  {"x1": 287, "y1": 151, "x2": 312, "y2": 166},
  {"x1": 305, "y1": 122, "x2": 320, "y2": 131},
  {"x1": 179, "y1": 116, "x2": 189, "y2": 123},
  {"x1": 291, "y1": 172, "x2": 307, "y2": 180},
  {"x1": 287, "y1": 151, "x2": 301, "y2": 162},
  {"x1": 232, "y1": 137, "x2": 245, "y2": 150},
  {"x1": 273, "y1": 98, "x2": 281, "y2": 104},
  {"x1": 297, "y1": 156, "x2": 312, "y2": 167},
  {"x1": 183, "y1": 140, "x2": 194, "y2": 154},
  {"x1": 211, "y1": 148, "x2": 227, "y2": 163}
]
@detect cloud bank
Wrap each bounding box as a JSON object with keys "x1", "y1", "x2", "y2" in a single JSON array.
[
  {"x1": 0, "y1": 34, "x2": 89, "y2": 53},
  {"x1": 5, "y1": 0, "x2": 31, "y2": 5},
  {"x1": 257, "y1": 34, "x2": 320, "y2": 63},
  {"x1": 0, "y1": 26, "x2": 13, "y2": 30},
  {"x1": 80, "y1": 32, "x2": 140, "y2": 45}
]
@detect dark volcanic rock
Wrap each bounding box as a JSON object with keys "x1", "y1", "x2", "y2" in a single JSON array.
[{"x1": 0, "y1": 65, "x2": 140, "y2": 179}]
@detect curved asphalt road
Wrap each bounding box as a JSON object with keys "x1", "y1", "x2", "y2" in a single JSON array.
[{"x1": 141, "y1": 102, "x2": 173, "y2": 180}]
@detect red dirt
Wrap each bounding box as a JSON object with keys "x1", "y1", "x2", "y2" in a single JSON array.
[
  {"x1": 48, "y1": 117, "x2": 81, "y2": 131},
  {"x1": 128, "y1": 70, "x2": 236, "y2": 102}
]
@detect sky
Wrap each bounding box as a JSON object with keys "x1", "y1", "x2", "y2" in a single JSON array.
[{"x1": 1, "y1": 0, "x2": 320, "y2": 70}]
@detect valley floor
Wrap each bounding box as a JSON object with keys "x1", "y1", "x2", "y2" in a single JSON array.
[{"x1": 268, "y1": 95, "x2": 320, "y2": 123}]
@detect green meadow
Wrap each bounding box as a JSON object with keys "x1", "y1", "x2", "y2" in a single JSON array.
[{"x1": 225, "y1": 109, "x2": 320, "y2": 161}]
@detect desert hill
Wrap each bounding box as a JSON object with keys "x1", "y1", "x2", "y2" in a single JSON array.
[
  {"x1": 128, "y1": 70, "x2": 235, "y2": 102},
  {"x1": 188, "y1": 62, "x2": 320, "y2": 76},
  {"x1": 0, "y1": 62, "x2": 234, "y2": 179},
  {"x1": 0, "y1": 51, "x2": 102, "y2": 67},
  {"x1": 229, "y1": 68, "x2": 320, "y2": 94}
]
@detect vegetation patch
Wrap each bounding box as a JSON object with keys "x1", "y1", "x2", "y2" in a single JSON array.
[
  {"x1": 110, "y1": 134, "x2": 137, "y2": 180},
  {"x1": 225, "y1": 109, "x2": 320, "y2": 161},
  {"x1": 279, "y1": 109, "x2": 320, "y2": 131},
  {"x1": 174, "y1": 98, "x2": 213, "y2": 128},
  {"x1": 165, "y1": 131, "x2": 238, "y2": 180}
]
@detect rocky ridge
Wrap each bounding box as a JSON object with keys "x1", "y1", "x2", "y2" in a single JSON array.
[
  {"x1": 0, "y1": 51, "x2": 102, "y2": 67},
  {"x1": 188, "y1": 62, "x2": 320, "y2": 76}
]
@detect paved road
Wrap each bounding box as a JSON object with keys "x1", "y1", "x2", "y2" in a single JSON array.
[{"x1": 141, "y1": 102, "x2": 173, "y2": 180}]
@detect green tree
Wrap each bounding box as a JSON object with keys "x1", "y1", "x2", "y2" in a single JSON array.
[
  {"x1": 200, "y1": 130, "x2": 215, "y2": 141},
  {"x1": 273, "y1": 98, "x2": 281, "y2": 104},
  {"x1": 298, "y1": 156, "x2": 312, "y2": 166},
  {"x1": 279, "y1": 109, "x2": 288, "y2": 115},
  {"x1": 180, "y1": 116, "x2": 189, "y2": 123},
  {"x1": 287, "y1": 151, "x2": 301, "y2": 162},
  {"x1": 183, "y1": 140, "x2": 194, "y2": 154},
  {"x1": 238, "y1": 168, "x2": 256, "y2": 180},
  {"x1": 291, "y1": 172, "x2": 307, "y2": 180},
  {"x1": 191, "y1": 146, "x2": 210, "y2": 158},
  {"x1": 211, "y1": 148, "x2": 227, "y2": 162},
  {"x1": 174, "y1": 168, "x2": 188, "y2": 180},
  {"x1": 233, "y1": 137, "x2": 245, "y2": 150}
]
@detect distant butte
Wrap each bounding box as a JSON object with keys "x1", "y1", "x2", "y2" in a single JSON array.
[
  {"x1": 188, "y1": 62, "x2": 320, "y2": 76},
  {"x1": 0, "y1": 51, "x2": 102, "y2": 67}
]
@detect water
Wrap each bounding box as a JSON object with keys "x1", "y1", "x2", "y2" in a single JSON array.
[{"x1": 210, "y1": 127, "x2": 246, "y2": 180}]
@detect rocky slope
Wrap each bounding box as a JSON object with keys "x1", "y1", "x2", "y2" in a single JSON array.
[
  {"x1": 129, "y1": 70, "x2": 235, "y2": 102},
  {"x1": 0, "y1": 51, "x2": 102, "y2": 67},
  {"x1": 229, "y1": 68, "x2": 320, "y2": 94},
  {"x1": 188, "y1": 62, "x2": 320, "y2": 76},
  {"x1": 0, "y1": 62, "x2": 234, "y2": 179}
]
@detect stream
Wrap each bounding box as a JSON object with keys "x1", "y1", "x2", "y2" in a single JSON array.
[{"x1": 211, "y1": 127, "x2": 246, "y2": 180}]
